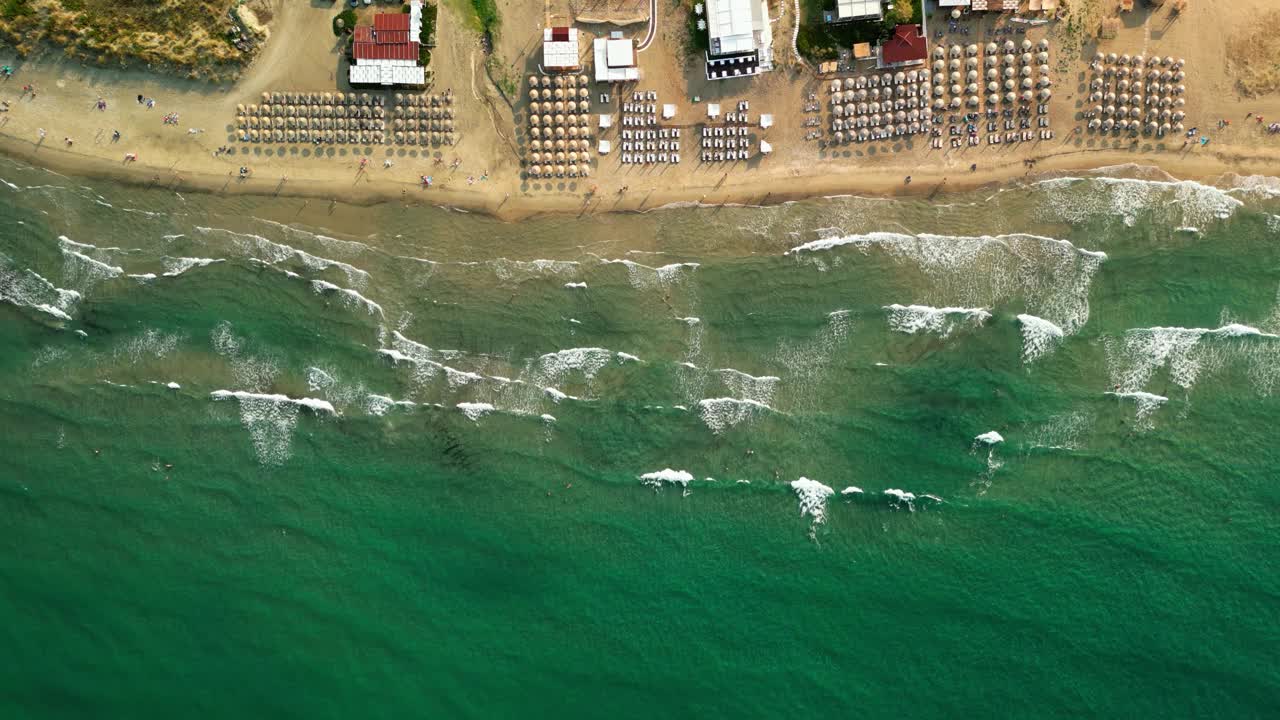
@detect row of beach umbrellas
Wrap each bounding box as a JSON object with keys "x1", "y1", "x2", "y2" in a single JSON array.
[
  {"x1": 236, "y1": 117, "x2": 387, "y2": 130},
  {"x1": 393, "y1": 92, "x2": 453, "y2": 106},
  {"x1": 258, "y1": 91, "x2": 385, "y2": 106},
  {"x1": 528, "y1": 125, "x2": 593, "y2": 139},
  {"x1": 391, "y1": 106, "x2": 456, "y2": 119},
  {"x1": 528, "y1": 138, "x2": 591, "y2": 152},
  {"x1": 526, "y1": 164, "x2": 592, "y2": 178},
  {"x1": 528, "y1": 75, "x2": 590, "y2": 88},
  {"x1": 530, "y1": 114, "x2": 592, "y2": 127},
  {"x1": 239, "y1": 104, "x2": 384, "y2": 119}
]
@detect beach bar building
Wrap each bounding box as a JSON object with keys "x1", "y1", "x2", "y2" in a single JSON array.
[
  {"x1": 593, "y1": 33, "x2": 640, "y2": 83},
  {"x1": 348, "y1": 0, "x2": 426, "y2": 88},
  {"x1": 877, "y1": 23, "x2": 928, "y2": 69},
  {"x1": 829, "y1": 0, "x2": 882, "y2": 22},
  {"x1": 542, "y1": 26, "x2": 581, "y2": 72},
  {"x1": 703, "y1": 0, "x2": 774, "y2": 80}
]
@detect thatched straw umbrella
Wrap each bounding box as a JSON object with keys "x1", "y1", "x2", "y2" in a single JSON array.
[
  {"x1": 249, "y1": 129, "x2": 260, "y2": 142},
  {"x1": 260, "y1": 92, "x2": 270, "y2": 103},
  {"x1": 394, "y1": 131, "x2": 405, "y2": 144}
]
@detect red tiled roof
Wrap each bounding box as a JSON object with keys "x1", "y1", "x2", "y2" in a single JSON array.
[
  {"x1": 354, "y1": 27, "x2": 410, "y2": 44},
  {"x1": 373, "y1": 13, "x2": 411, "y2": 32},
  {"x1": 881, "y1": 24, "x2": 927, "y2": 66},
  {"x1": 551, "y1": 26, "x2": 570, "y2": 41},
  {"x1": 353, "y1": 41, "x2": 420, "y2": 62}
]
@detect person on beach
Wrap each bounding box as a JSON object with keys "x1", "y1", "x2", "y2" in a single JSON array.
[
  {"x1": 36, "y1": 128, "x2": 45, "y2": 139},
  {"x1": 112, "y1": 130, "x2": 120, "y2": 142},
  {"x1": 137, "y1": 94, "x2": 143, "y2": 104}
]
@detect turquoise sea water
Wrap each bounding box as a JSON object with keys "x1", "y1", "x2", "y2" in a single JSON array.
[{"x1": 2, "y1": 158, "x2": 1279, "y2": 717}]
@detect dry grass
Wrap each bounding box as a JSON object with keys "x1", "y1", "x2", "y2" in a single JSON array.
[
  {"x1": 1227, "y1": 9, "x2": 1280, "y2": 97},
  {"x1": 0, "y1": 0, "x2": 262, "y2": 79}
]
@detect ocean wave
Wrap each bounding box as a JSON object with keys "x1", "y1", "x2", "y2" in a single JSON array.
[
  {"x1": 771, "y1": 309, "x2": 853, "y2": 413},
  {"x1": 1034, "y1": 174, "x2": 1244, "y2": 228},
  {"x1": 162, "y1": 257, "x2": 225, "y2": 277},
  {"x1": 211, "y1": 390, "x2": 335, "y2": 465},
  {"x1": 714, "y1": 368, "x2": 780, "y2": 407},
  {"x1": 840, "y1": 486, "x2": 864, "y2": 495},
  {"x1": 791, "y1": 477, "x2": 835, "y2": 528},
  {"x1": 311, "y1": 279, "x2": 384, "y2": 317},
  {"x1": 1017, "y1": 314, "x2": 1065, "y2": 363},
  {"x1": 697, "y1": 397, "x2": 772, "y2": 434},
  {"x1": 640, "y1": 468, "x2": 694, "y2": 489},
  {"x1": 600, "y1": 259, "x2": 699, "y2": 289},
  {"x1": 195, "y1": 226, "x2": 371, "y2": 289},
  {"x1": 457, "y1": 402, "x2": 494, "y2": 421},
  {"x1": 0, "y1": 259, "x2": 81, "y2": 322},
  {"x1": 366, "y1": 394, "x2": 415, "y2": 416},
  {"x1": 974, "y1": 430, "x2": 1004, "y2": 445},
  {"x1": 787, "y1": 233, "x2": 1104, "y2": 337},
  {"x1": 564, "y1": 282, "x2": 588, "y2": 289},
  {"x1": 1106, "y1": 390, "x2": 1168, "y2": 428},
  {"x1": 884, "y1": 304, "x2": 991, "y2": 337},
  {"x1": 1104, "y1": 324, "x2": 1280, "y2": 399}
]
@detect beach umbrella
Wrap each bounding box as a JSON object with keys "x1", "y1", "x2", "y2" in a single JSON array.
[
  {"x1": 986, "y1": 68, "x2": 999, "y2": 81},
  {"x1": 412, "y1": 132, "x2": 423, "y2": 144},
  {"x1": 540, "y1": 76, "x2": 551, "y2": 88},
  {"x1": 273, "y1": 129, "x2": 285, "y2": 142},
  {"x1": 1172, "y1": 111, "x2": 1185, "y2": 122},
  {"x1": 895, "y1": 110, "x2": 906, "y2": 122},
  {"x1": 933, "y1": 98, "x2": 946, "y2": 110},
  {"x1": 286, "y1": 117, "x2": 298, "y2": 130},
  {"x1": 404, "y1": 132, "x2": 415, "y2": 145},
  {"x1": 568, "y1": 126, "x2": 579, "y2": 138},
  {"x1": 882, "y1": 73, "x2": 893, "y2": 85},
  {"x1": 967, "y1": 96, "x2": 980, "y2": 107},
  {"x1": 1174, "y1": 122, "x2": 1185, "y2": 133},
  {"x1": 967, "y1": 69, "x2": 979, "y2": 82},
  {"x1": 1119, "y1": 92, "x2": 1130, "y2": 105},
  {"x1": 949, "y1": 58, "x2": 962, "y2": 72},
  {"x1": 933, "y1": 46, "x2": 945, "y2": 60},
  {"x1": 985, "y1": 55, "x2": 998, "y2": 68},
  {"x1": 554, "y1": 100, "x2": 564, "y2": 113},
  {"x1": 950, "y1": 97, "x2": 962, "y2": 109},
  {"x1": 1040, "y1": 63, "x2": 1051, "y2": 75},
  {"x1": 237, "y1": 115, "x2": 247, "y2": 129},
  {"x1": 1147, "y1": 121, "x2": 1160, "y2": 134},
  {"x1": 933, "y1": 60, "x2": 946, "y2": 73},
  {"x1": 1037, "y1": 52, "x2": 1050, "y2": 64},
  {"x1": 1004, "y1": 66, "x2": 1016, "y2": 79},
  {"x1": 286, "y1": 129, "x2": 297, "y2": 142},
  {"x1": 987, "y1": 82, "x2": 1000, "y2": 94},
  {"x1": 895, "y1": 71, "x2": 906, "y2": 84},
  {"x1": 579, "y1": 88, "x2": 589, "y2": 100},
  {"x1": 541, "y1": 89, "x2": 551, "y2": 100},
  {"x1": 394, "y1": 131, "x2": 406, "y2": 144},
  {"x1": 1021, "y1": 65, "x2": 1033, "y2": 77},
  {"x1": 1104, "y1": 105, "x2": 1115, "y2": 116},
  {"x1": 1102, "y1": 118, "x2": 1114, "y2": 131},
  {"x1": 554, "y1": 88, "x2": 565, "y2": 100},
  {"x1": 948, "y1": 45, "x2": 961, "y2": 59},
  {"x1": 1039, "y1": 88, "x2": 1052, "y2": 100},
  {"x1": 1021, "y1": 53, "x2": 1033, "y2": 66},
  {"x1": 554, "y1": 75, "x2": 565, "y2": 88},
  {"x1": 833, "y1": 104, "x2": 845, "y2": 117},
  {"x1": 1021, "y1": 78, "x2": 1033, "y2": 90},
  {"x1": 967, "y1": 83, "x2": 979, "y2": 94},
  {"x1": 528, "y1": 165, "x2": 541, "y2": 178},
  {"x1": 249, "y1": 117, "x2": 260, "y2": 129},
  {"x1": 1088, "y1": 118, "x2": 1101, "y2": 130},
  {"x1": 855, "y1": 76, "x2": 867, "y2": 89},
  {"x1": 1005, "y1": 79, "x2": 1016, "y2": 91},
  {"x1": 1022, "y1": 91, "x2": 1034, "y2": 102},
  {"x1": 554, "y1": 113, "x2": 565, "y2": 125},
  {"x1": 1090, "y1": 91, "x2": 1103, "y2": 102},
  {"x1": 896, "y1": 123, "x2": 907, "y2": 135},
  {"x1": 554, "y1": 126, "x2": 566, "y2": 139},
  {"x1": 1175, "y1": 97, "x2": 1185, "y2": 107},
  {"x1": 1106, "y1": 53, "x2": 1117, "y2": 64}
]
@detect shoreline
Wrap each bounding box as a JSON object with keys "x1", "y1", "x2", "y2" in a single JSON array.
[{"x1": 1, "y1": 129, "x2": 1274, "y2": 222}]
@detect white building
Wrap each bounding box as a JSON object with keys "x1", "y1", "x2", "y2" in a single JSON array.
[
  {"x1": 835, "y1": 0, "x2": 882, "y2": 20},
  {"x1": 704, "y1": 0, "x2": 773, "y2": 80},
  {"x1": 542, "y1": 27, "x2": 580, "y2": 71},
  {"x1": 593, "y1": 35, "x2": 639, "y2": 82}
]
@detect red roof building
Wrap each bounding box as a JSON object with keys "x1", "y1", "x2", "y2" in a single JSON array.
[
  {"x1": 373, "y1": 13, "x2": 411, "y2": 32},
  {"x1": 879, "y1": 24, "x2": 927, "y2": 68},
  {"x1": 348, "y1": 1, "x2": 427, "y2": 88},
  {"x1": 352, "y1": 41, "x2": 420, "y2": 61}
]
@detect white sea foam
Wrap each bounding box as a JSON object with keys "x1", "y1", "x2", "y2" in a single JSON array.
[
  {"x1": 491, "y1": 258, "x2": 580, "y2": 283},
  {"x1": 1035, "y1": 175, "x2": 1244, "y2": 228},
  {"x1": 791, "y1": 477, "x2": 836, "y2": 526},
  {"x1": 697, "y1": 397, "x2": 771, "y2": 434},
  {"x1": 211, "y1": 390, "x2": 335, "y2": 465},
  {"x1": 640, "y1": 468, "x2": 694, "y2": 488},
  {"x1": 311, "y1": 279, "x2": 384, "y2": 317},
  {"x1": 211, "y1": 321, "x2": 279, "y2": 391},
  {"x1": 564, "y1": 282, "x2": 588, "y2": 289},
  {"x1": 59, "y1": 244, "x2": 123, "y2": 285},
  {"x1": 840, "y1": 486, "x2": 864, "y2": 495},
  {"x1": 974, "y1": 431, "x2": 1004, "y2": 445},
  {"x1": 378, "y1": 331, "x2": 482, "y2": 389},
  {"x1": 365, "y1": 394, "x2": 414, "y2": 416},
  {"x1": 0, "y1": 260, "x2": 81, "y2": 322},
  {"x1": 600, "y1": 259, "x2": 700, "y2": 289},
  {"x1": 787, "y1": 233, "x2": 1104, "y2": 337},
  {"x1": 114, "y1": 328, "x2": 182, "y2": 364},
  {"x1": 195, "y1": 226, "x2": 371, "y2": 289},
  {"x1": 771, "y1": 309, "x2": 853, "y2": 412},
  {"x1": 162, "y1": 256, "x2": 225, "y2": 277},
  {"x1": 884, "y1": 488, "x2": 917, "y2": 510},
  {"x1": 884, "y1": 304, "x2": 991, "y2": 337},
  {"x1": 1107, "y1": 390, "x2": 1169, "y2": 428},
  {"x1": 1017, "y1": 314, "x2": 1065, "y2": 363},
  {"x1": 456, "y1": 402, "x2": 494, "y2": 421},
  {"x1": 166, "y1": 382, "x2": 181, "y2": 390},
  {"x1": 1104, "y1": 324, "x2": 1280, "y2": 398}
]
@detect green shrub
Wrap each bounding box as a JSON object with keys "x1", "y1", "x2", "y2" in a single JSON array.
[
  {"x1": 333, "y1": 9, "x2": 357, "y2": 37},
  {"x1": 1, "y1": 0, "x2": 34, "y2": 20}
]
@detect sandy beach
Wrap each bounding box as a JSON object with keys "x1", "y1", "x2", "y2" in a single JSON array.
[{"x1": 0, "y1": 0, "x2": 1276, "y2": 220}]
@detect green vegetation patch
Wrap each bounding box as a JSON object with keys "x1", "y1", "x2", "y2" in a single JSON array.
[
  {"x1": 797, "y1": 0, "x2": 922, "y2": 64},
  {"x1": 333, "y1": 8, "x2": 356, "y2": 37}
]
